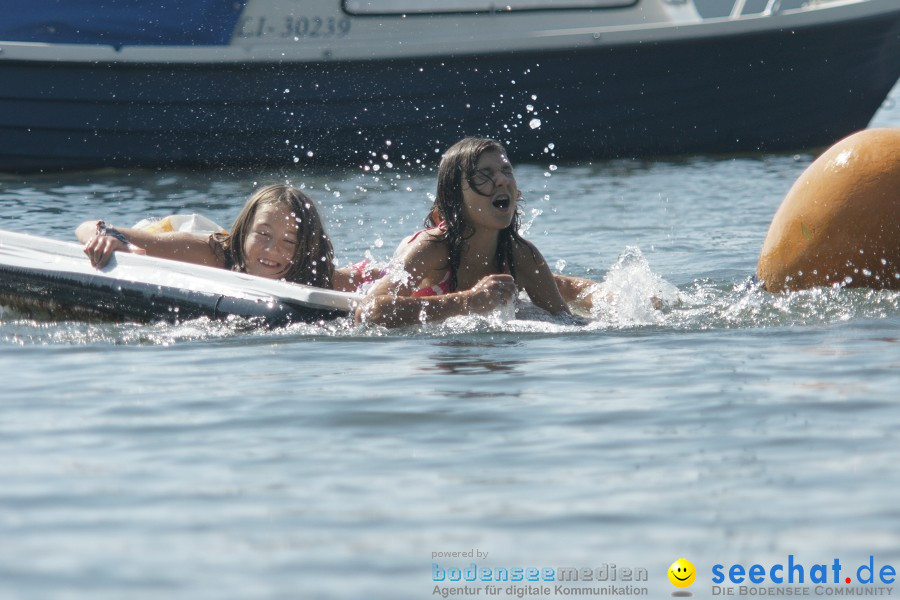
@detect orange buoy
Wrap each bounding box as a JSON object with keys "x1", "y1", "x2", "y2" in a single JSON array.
[{"x1": 756, "y1": 128, "x2": 900, "y2": 292}]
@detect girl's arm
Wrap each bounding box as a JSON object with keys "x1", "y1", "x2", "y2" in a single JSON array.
[
  {"x1": 356, "y1": 238, "x2": 516, "y2": 327},
  {"x1": 332, "y1": 259, "x2": 396, "y2": 293},
  {"x1": 76, "y1": 220, "x2": 222, "y2": 269},
  {"x1": 332, "y1": 267, "x2": 356, "y2": 292},
  {"x1": 358, "y1": 274, "x2": 517, "y2": 327},
  {"x1": 512, "y1": 241, "x2": 572, "y2": 315},
  {"x1": 554, "y1": 274, "x2": 607, "y2": 312}
]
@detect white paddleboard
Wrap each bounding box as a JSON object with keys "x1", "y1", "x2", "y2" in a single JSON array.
[{"x1": 0, "y1": 229, "x2": 362, "y2": 326}]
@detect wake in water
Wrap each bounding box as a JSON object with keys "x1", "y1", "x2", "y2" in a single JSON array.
[
  {"x1": 670, "y1": 278, "x2": 900, "y2": 330},
  {"x1": 2, "y1": 245, "x2": 899, "y2": 345},
  {"x1": 0, "y1": 312, "x2": 357, "y2": 346},
  {"x1": 573, "y1": 246, "x2": 899, "y2": 332}
]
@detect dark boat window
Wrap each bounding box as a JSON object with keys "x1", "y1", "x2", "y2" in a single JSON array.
[{"x1": 343, "y1": 0, "x2": 636, "y2": 16}]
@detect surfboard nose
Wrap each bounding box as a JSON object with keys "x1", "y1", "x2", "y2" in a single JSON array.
[{"x1": 756, "y1": 127, "x2": 900, "y2": 292}]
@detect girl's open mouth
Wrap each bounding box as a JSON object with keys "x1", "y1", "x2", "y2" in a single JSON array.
[{"x1": 492, "y1": 195, "x2": 511, "y2": 210}]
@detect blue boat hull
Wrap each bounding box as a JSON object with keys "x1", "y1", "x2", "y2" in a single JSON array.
[{"x1": 1, "y1": 7, "x2": 899, "y2": 171}]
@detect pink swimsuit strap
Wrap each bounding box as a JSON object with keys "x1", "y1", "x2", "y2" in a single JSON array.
[
  {"x1": 411, "y1": 270, "x2": 453, "y2": 297},
  {"x1": 348, "y1": 259, "x2": 383, "y2": 285}
]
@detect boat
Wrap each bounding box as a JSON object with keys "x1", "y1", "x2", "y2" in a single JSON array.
[
  {"x1": 0, "y1": 229, "x2": 360, "y2": 326},
  {"x1": 0, "y1": 0, "x2": 898, "y2": 171}
]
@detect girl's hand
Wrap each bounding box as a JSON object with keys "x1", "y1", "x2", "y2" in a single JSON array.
[
  {"x1": 83, "y1": 234, "x2": 145, "y2": 268},
  {"x1": 464, "y1": 274, "x2": 518, "y2": 313}
]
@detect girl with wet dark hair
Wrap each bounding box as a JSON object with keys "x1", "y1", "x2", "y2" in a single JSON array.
[
  {"x1": 426, "y1": 137, "x2": 531, "y2": 292},
  {"x1": 358, "y1": 137, "x2": 592, "y2": 326}
]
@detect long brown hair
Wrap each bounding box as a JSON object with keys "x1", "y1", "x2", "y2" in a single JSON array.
[
  {"x1": 425, "y1": 137, "x2": 527, "y2": 291},
  {"x1": 223, "y1": 184, "x2": 335, "y2": 288}
]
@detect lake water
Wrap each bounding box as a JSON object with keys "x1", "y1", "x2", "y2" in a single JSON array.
[{"x1": 1, "y1": 85, "x2": 898, "y2": 600}]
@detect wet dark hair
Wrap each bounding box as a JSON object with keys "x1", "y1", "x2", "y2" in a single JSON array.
[
  {"x1": 425, "y1": 137, "x2": 528, "y2": 291},
  {"x1": 221, "y1": 184, "x2": 335, "y2": 288}
]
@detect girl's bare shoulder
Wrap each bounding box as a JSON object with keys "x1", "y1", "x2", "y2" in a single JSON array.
[
  {"x1": 511, "y1": 236, "x2": 545, "y2": 265},
  {"x1": 396, "y1": 228, "x2": 449, "y2": 268}
]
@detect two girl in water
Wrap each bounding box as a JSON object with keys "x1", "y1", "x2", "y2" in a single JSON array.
[
  {"x1": 77, "y1": 137, "x2": 598, "y2": 326},
  {"x1": 78, "y1": 129, "x2": 900, "y2": 325}
]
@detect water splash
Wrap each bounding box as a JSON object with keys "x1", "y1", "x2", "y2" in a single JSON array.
[{"x1": 581, "y1": 246, "x2": 682, "y2": 327}]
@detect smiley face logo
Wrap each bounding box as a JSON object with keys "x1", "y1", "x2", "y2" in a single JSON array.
[{"x1": 668, "y1": 558, "x2": 696, "y2": 588}]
